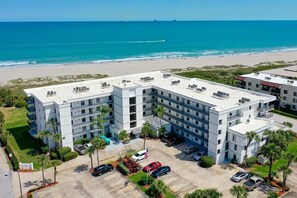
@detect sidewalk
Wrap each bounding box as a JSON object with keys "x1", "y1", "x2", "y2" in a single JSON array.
[
  {"x1": 0, "y1": 147, "x2": 14, "y2": 198},
  {"x1": 12, "y1": 140, "x2": 142, "y2": 197}
]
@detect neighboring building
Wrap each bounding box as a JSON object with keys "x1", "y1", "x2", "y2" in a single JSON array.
[
  {"x1": 25, "y1": 71, "x2": 275, "y2": 164},
  {"x1": 235, "y1": 72, "x2": 297, "y2": 111}
]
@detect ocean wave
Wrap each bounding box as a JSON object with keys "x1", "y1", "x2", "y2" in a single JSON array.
[
  {"x1": 199, "y1": 50, "x2": 221, "y2": 55},
  {"x1": 0, "y1": 61, "x2": 36, "y2": 67}
]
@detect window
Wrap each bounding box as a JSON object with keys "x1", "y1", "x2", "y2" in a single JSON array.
[
  {"x1": 152, "y1": 88, "x2": 155, "y2": 93},
  {"x1": 195, "y1": 129, "x2": 198, "y2": 133},
  {"x1": 143, "y1": 90, "x2": 146, "y2": 94},
  {"x1": 177, "y1": 105, "x2": 179, "y2": 109},
  {"x1": 219, "y1": 119, "x2": 222, "y2": 125},
  {"x1": 186, "y1": 125, "x2": 190, "y2": 129},
  {"x1": 169, "y1": 102, "x2": 171, "y2": 106},
  {"x1": 176, "y1": 121, "x2": 179, "y2": 124},
  {"x1": 229, "y1": 112, "x2": 232, "y2": 116},
  {"x1": 81, "y1": 101, "x2": 85, "y2": 106},
  {"x1": 130, "y1": 121, "x2": 137, "y2": 128},
  {"x1": 249, "y1": 106, "x2": 251, "y2": 110},
  {"x1": 143, "y1": 112, "x2": 146, "y2": 116},
  {"x1": 168, "y1": 117, "x2": 171, "y2": 121},
  {"x1": 195, "y1": 138, "x2": 198, "y2": 141},
  {"x1": 283, "y1": 96, "x2": 287, "y2": 100},
  {"x1": 234, "y1": 144, "x2": 237, "y2": 150},
  {"x1": 82, "y1": 118, "x2": 86, "y2": 122},
  {"x1": 293, "y1": 98, "x2": 297, "y2": 103},
  {"x1": 293, "y1": 105, "x2": 297, "y2": 109},
  {"x1": 229, "y1": 122, "x2": 232, "y2": 126},
  {"x1": 187, "y1": 109, "x2": 190, "y2": 113},
  {"x1": 218, "y1": 130, "x2": 222, "y2": 135},
  {"x1": 82, "y1": 126, "x2": 87, "y2": 131},
  {"x1": 256, "y1": 84, "x2": 259, "y2": 88},
  {"x1": 284, "y1": 90, "x2": 288, "y2": 94},
  {"x1": 130, "y1": 113, "x2": 137, "y2": 121},
  {"x1": 196, "y1": 103, "x2": 199, "y2": 108},
  {"x1": 161, "y1": 91, "x2": 163, "y2": 95},
  {"x1": 143, "y1": 97, "x2": 146, "y2": 102},
  {"x1": 176, "y1": 96, "x2": 179, "y2": 101},
  {"x1": 217, "y1": 149, "x2": 220, "y2": 154},
  {"x1": 169, "y1": 94, "x2": 171, "y2": 98},
  {"x1": 186, "y1": 117, "x2": 190, "y2": 121},
  {"x1": 186, "y1": 133, "x2": 189, "y2": 137},
  {"x1": 218, "y1": 139, "x2": 221, "y2": 144},
  {"x1": 109, "y1": 96, "x2": 112, "y2": 100},
  {"x1": 109, "y1": 104, "x2": 113, "y2": 108},
  {"x1": 81, "y1": 109, "x2": 85, "y2": 114},
  {"x1": 187, "y1": 100, "x2": 190, "y2": 104},
  {"x1": 168, "y1": 109, "x2": 171, "y2": 113},
  {"x1": 196, "y1": 112, "x2": 199, "y2": 116},
  {"x1": 294, "y1": 92, "x2": 297, "y2": 96},
  {"x1": 248, "y1": 82, "x2": 252, "y2": 86},
  {"x1": 130, "y1": 105, "x2": 136, "y2": 112},
  {"x1": 176, "y1": 128, "x2": 179, "y2": 132},
  {"x1": 161, "y1": 99, "x2": 164, "y2": 103},
  {"x1": 232, "y1": 135, "x2": 236, "y2": 141},
  {"x1": 195, "y1": 121, "x2": 198, "y2": 125},
  {"x1": 96, "y1": 98, "x2": 100, "y2": 103},
  {"x1": 143, "y1": 105, "x2": 146, "y2": 109},
  {"x1": 129, "y1": 97, "x2": 136, "y2": 104}
]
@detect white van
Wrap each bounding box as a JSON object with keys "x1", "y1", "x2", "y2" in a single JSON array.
[
  {"x1": 132, "y1": 150, "x2": 149, "y2": 161},
  {"x1": 183, "y1": 145, "x2": 198, "y2": 154}
]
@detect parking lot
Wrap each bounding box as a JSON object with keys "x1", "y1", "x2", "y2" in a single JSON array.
[
  {"x1": 34, "y1": 166, "x2": 144, "y2": 198},
  {"x1": 139, "y1": 140, "x2": 267, "y2": 197}
]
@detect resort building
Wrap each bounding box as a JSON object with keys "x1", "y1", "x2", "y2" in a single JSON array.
[
  {"x1": 25, "y1": 71, "x2": 276, "y2": 164},
  {"x1": 235, "y1": 72, "x2": 297, "y2": 111}
]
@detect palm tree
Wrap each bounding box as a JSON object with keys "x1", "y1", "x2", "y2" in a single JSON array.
[
  {"x1": 35, "y1": 130, "x2": 52, "y2": 147},
  {"x1": 184, "y1": 188, "x2": 223, "y2": 198},
  {"x1": 148, "y1": 180, "x2": 167, "y2": 198},
  {"x1": 51, "y1": 160, "x2": 62, "y2": 183},
  {"x1": 94, "y1": 105, "x2": 111, "y2": 136},
  {"x1": 91, "y1": 137, "x2": 106, "y2": 166},
  {"x1": 48, "y1": 118, "x2": 58, "y2": 134},
  {"x1": 278, "y1": 165, "x2": 292, "y2": 192},
  {"x1": 154, "y1": 105, "x2": 165, "y2": 136},
  {"x1": 230, "y1": 185, "x2": 248, "y2": 198},
  {"x1": 118, "y1": 130, "x2": 130, "y2": 142},
  {"x1": 86, "y1": 146, "x2": 95, "y2": 170},
  {"x1": 52, "y1": 133, "x2": 64, "y2": 149},
  {"x1": 37, "y1": 154, "x2": 49, "y2": 187},
  {"x1": 260, "y1": 143, "x2": 282, "y2": 180},
  {"x1": 141, "y1": 121, "x2": 153, "y2": 149},
  {"x1": 244, "y1": 131, "x2": 260, "y2": 167},
  {"x1": 283, "y1": 151, "x2": 297, "y2": 167}
]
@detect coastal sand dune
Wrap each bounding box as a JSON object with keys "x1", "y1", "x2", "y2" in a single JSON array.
[{"x1": 1, "y1": 51, "x2": 297, "y2": 84}]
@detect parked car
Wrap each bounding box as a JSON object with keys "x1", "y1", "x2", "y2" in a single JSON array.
[
  {"x1": 100, "y1": 135, "x2": 111, "y2": 145},
  {"x1": 184, "y1": 145, "x2": 198, "y2": 154},
  {"x1": 143, "y1": 161, "x2": 162, "y2": 172},
  {"x1": 92, "y1": 164, "x2": 114, "y2": 176},
  {"x1": 132, "y1": 150, "x2": 148, "y2": 161},
  {"x1": 193, "y1": 150, "x2": 207, "y2": 161},
  {"x1": 151, "y1": 166, "x2": 171, "y2": 178},
  {"x1": 161, "y1": 133, "x2": 177, "y2": 143},
  {"x1": 74, "y1": 144, "x2": 86, "y2": 155},
  {"x1": 231, "y1": 172, "x2": 250, "y2": 182},
  {"x1": 84, "y1": 142, "x2": 93, "y2": 149},
  {"x1": 166, "y1": 136, "x2": 184, "y2": 147},
  {"x1": 243, "y1": 176, "x2": 264, "y2": 191}
]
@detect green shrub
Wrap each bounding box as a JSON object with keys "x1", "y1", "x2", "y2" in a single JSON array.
[
  {"x1": 63, "y1": 151, "x2": 78, "y2": 162},
  {"x1": 5, "y1": 145, "x2": 19, "y2": 170},
  {"x1": 118, "y1": 162, "x2": 130, "y2": 175},
  {"x1": 73, "y1": 138, "x2": 89, "y2": 145},
  {"x1": 0, "y1": 134, "x2": 7, "y2": 147},
  {"x1": 50, "y1": 152, "x2": 58, "y2": 160},
  {"x1": 140, "y1": 176, "x2": 154, "y2": 186},
  {"x1": 40, "y1": 146, "x2": 49, "y2": 154},
  {"x1": 246, "y1": 156, "x2": 258, "y2": 167},
  {"x1": 0, "y1": 110, "x2": 4, "y2": 123},
  {"x1": 15, "y1": 100, "x2": 27, "y2": 108},
  {"x1": 58, "y1": 147, "x2": 71, "y2": 160},
  {"x1": 200, "y1": 156, "x2": 214, "y2": 168}
]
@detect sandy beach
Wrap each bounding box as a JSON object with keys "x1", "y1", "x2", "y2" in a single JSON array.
[{"x1": 1, "y1": 51, "x2": 297, "y2": 84}]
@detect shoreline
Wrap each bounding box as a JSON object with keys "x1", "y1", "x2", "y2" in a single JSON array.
[{"x1": 1, "y1": 51, "x2": 297, "y2": 84}]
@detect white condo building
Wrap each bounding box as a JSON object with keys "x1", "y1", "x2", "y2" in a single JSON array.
[
  {"x1": 25, "y1": 71, "x2": 276, "y2": 164},
  {"x1": 236, "y1": 72, "x2": 297, "y2": 111}
]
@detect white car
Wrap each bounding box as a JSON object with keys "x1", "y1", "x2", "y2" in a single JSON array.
[
  {"x1": 132, "y1": 150, "x2": 149, "y2": 161},
  {"x1": 84, "y1": 143, "x2": 93, "y2": 149},
  {"x1": 193, "y1": 151, "x2": 206, "y2": 161}
]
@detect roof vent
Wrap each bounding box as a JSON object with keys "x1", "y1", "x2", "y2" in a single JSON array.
[
  {"x1": 265, "y1": 76, "x2": 271, "y2": 80},
  {"x1": 101, "y1": 82, "x2": 110, "y2": 88},
  {"x1": 73, "y1": 86, "x2": 90, "y2": 93},
  {"x1": 171, "y1": 80, "x2": 180, "y2": 85},
  {"x1": 163, "y1": 73, "x2": 171, "y2": 78},
  {"x1": 213, "y1": 91, "x2": 229, "y2": 99},
  {"x1": 140, "y1": 76, "x2": 154, "y2": 82},
  {"x1": 46, "y1": 90, "x2": 56, "y2": 97}
]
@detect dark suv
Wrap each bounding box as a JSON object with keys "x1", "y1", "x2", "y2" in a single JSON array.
[
  {"x1": 166, "y1": 136, "x2": 184, "y2": 147},
  {"x1": 92, "y1": 164, "x2": 114, "y2": 176}
]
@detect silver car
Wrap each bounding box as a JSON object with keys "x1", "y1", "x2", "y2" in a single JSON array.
[
  {"x1": 74, "y1": 144, "x2": 86, "y2": 155},
  {"x1": 193, "y1": 151, "x2": 206, "y2": 161},
  {"x1": 231, "y1": 172, "x2": 249, "y2": 182}
]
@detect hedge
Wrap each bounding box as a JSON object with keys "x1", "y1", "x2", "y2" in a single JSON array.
[
  {"x1": 5, "y1": 144, "x2": 19, "y2": 170},
  {"x1": 50, "y1": 152, "x2": 58, "y2": 160},
  {"x1": 58, "y1": 147, "x2": 71, "y2": 160},
  {"x1": 63, "y1": 151, "x2": 78, "y2": 162},
  {"x1": 73, "y1": 138, "x2": 89, "y2": 145},
  {"x1": 140, "y1": 176, "x2": 154, "y2": 186},
  {"x1": 272, "y1": 109, "x2": 297, "y2": 119},
  {"x1": 200, "y1": 156, "x2": 214, "y2": 168},
  {"x1": 0, "y1": 134, "x2": 7, "y2": 147},
  {"x1": 118, "y1": 162, "x2": 130, "y2": 175}
]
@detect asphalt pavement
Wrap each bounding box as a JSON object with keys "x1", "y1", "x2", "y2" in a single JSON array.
[{"x1": 0, "y1": 148, "x2": 14, "y2": 198}]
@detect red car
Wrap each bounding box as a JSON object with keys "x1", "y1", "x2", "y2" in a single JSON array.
[{"x1": 143, "y1": 161, "x2": 162, "y2": 172}]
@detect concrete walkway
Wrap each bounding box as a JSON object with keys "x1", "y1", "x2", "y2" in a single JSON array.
[{"x1": 0, "y1": 148, "x2": 14, "y2": 198}]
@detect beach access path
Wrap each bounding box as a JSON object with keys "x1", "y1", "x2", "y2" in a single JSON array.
[{"x1": 0, "y1": 51, "x2": 297, "y2": 84}]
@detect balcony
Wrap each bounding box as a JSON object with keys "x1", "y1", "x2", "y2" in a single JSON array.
[
  {"x1": 29, "y1": 128, "x2": 37, "y2": 136},
  {"x1": 28, "y1": 120, "x2": 37, "y2": 129},
  {"x1": 156, "y1": 93, "x2": 184, "y2": 106},
  {"x1": 258, "y1": 105, "x2": 274, "y2": 112},
  {"x1": 26, "y1": 97, "x2": 34, "y2": 104},
  {"x1": 26, "y1": 106, "x2": 35, "y2": 113},
  {"x1": 227, "y1": 114, "x2": 242, "y2": 121},
  {"x1": 27, "y1": 112, "x2": 36, "y2": 120}
]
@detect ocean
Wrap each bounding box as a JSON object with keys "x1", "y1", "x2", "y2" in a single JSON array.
[{"x1": 1, "y1": 21, "x2": 297, "y2": 67}]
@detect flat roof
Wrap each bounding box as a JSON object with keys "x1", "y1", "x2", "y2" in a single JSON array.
[
  {"x1": 243, "y1": 72, "x2": 297, "y2": 86},
  {"x1": 25, "y1": 71, "x2": 275, "y2": 111},
  {"x1": 228, "y1": 119, "x2": 272, "y2": 135},
  {"x1": 263, "y1": 65, "x2": 297, "y2": 78}
]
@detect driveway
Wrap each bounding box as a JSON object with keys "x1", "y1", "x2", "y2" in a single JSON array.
[
  {"x1": 138, "y1": 140, "x2": 267, "y2": 197},
  {"x1": 33, "y1": 167, "x2": 144, "y2": 198}
]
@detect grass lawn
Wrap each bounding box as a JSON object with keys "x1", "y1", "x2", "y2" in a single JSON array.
[
  {"x1": 128, "y1": 171, "x2": 176, "y2": 198},
  {"x1": 2, "y1": 107, "x2": 44, "y2": 170},
  {"x1": 251, "y1": 139, "x2": 297, "y2": 178}
]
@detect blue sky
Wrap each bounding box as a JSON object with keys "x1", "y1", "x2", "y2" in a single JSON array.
[{"x1": 0, "y1": 0, "x2": 296, "y2": 21}]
